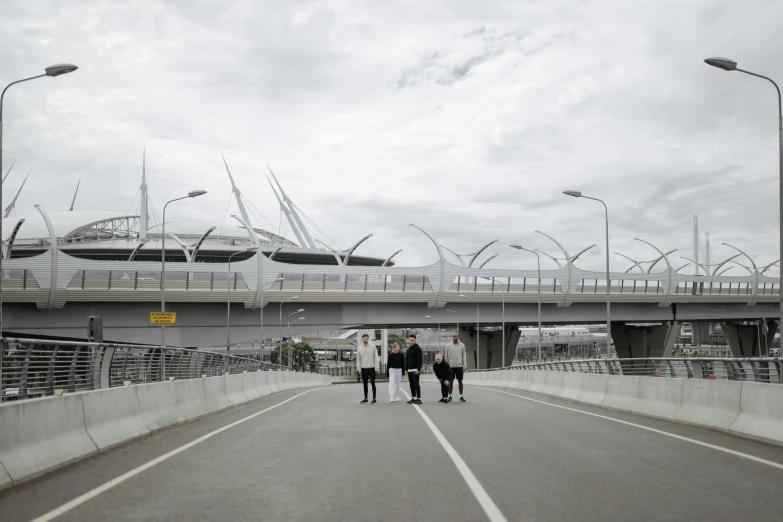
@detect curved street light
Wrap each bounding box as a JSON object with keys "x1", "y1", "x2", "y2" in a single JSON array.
[
  {"x1": 704, "y1": 56, "x2": 782, "y2": 338},
  {"x1": 1, "y1": 63, "x2": 79, "y2": 333},
  {"x1": 510, "y1": 245, "x2": 542, "y2": 362},
  {"x1": 226, "y1": 247, "x2": 259, "y2": 353}
]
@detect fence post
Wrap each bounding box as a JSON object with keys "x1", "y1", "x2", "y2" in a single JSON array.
[
  {"x1": 20, "y1": 342, "x2": 32, "y2": 399},
  {"x1": 45, "y1": 344, "x2": 60, "y2": 396},
  {"x1": 100, "y1": 345, "x2": 116, "y2": 389}
]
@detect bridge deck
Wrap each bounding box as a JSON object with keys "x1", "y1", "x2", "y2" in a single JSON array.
[{"x1": 1, "y1": 383, "x2": 782, "y2": 521}]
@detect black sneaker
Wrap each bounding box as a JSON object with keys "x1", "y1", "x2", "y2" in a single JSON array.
[
  {"x1": 438, "y1": 398, "x2": 446, "y2": 403},
  {"x1": 360, "y1": 399, "x2": 368, "y2": 403},
  {"x1": 442, "y1": 398, "x2": 448, "y2": 404},
  {"x1": 414, "y1": 399, "x2": 422, "y2": 405},
  {"x1": 448, "y1": 396, "x2": 453, "y2": 403},
  {"x1": 460, "y1": 396, "x2": 466, "y2": 403},
  {"x1": 371, "y1": 399, "x2": 377, "y2": 404},
  {"x1": 406, "y1": 399, "x2": 415, "y2": 404}
]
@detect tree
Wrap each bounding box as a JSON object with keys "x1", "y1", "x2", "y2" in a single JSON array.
[
  {"x1": 270, "y1": 342, "x2": 317, "y2": 372},
  {"x1": 388, "y1": 333, "x2": 406, "y2": 352}
]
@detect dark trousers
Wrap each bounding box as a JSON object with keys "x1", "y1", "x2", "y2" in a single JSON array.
[
  {"x1": 408, "y1": 372, "x2": 421, "y2": 399},
  {"x1": 361, "y1": 368, "x2": 376, "y2": 399},
  {"x1": 439, "y1": 380, "x2": 449, "y2": 399}
]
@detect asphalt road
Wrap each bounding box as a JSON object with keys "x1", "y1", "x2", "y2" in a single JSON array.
[{"x1": 1, "y1": 381, "x2": 783, "y2": 521}]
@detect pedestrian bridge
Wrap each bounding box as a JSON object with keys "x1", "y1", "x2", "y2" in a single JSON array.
[{"x1": 1, "y1": 356, "x2": 782, "y2": 521}]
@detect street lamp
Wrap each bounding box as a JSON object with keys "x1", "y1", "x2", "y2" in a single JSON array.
[
  {"x1": 563, "y1": 190, "x2": 612, "y2": 358},
  {"x1": 510, "y1": 245, "x2": 542, "y2": 362},
  {"x1": 160, "y1": 190, "x2": 207, "y2": 347},
  {"x1": 704, "y1": 56, "x2": 783, "y2": 338},
  {"x1": 226, "y1": 247, "x2": 259, "y2": 353},
  {"x1": 259, "y1": 275, "x2": 284, "y2": 349},
  {"x1": 424, "y1": 314, "x2": 441, "y2": 352},
  {"x1": 459, "y1": 294, "x2": 480, "y2": 368},
  {"x1": 288, "y1": 316, "x2": 305, "y2": 368},
  {"x1": 1, "y1": 63, "x2": 78, "y2": 334},
  {"x1": 278, "y1": 296, "x2": 299, "y2": 365},
  {"x1": 482, "y1": 276, "x2": 507, "y2": 367},
  {"x1": 287, "y1": 309, "x2": 305, "y2": 367},
  {"x1": 446, "y1": 309, "x2": 459, "y2": 332}
]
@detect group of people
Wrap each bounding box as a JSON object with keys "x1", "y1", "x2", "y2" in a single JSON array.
[{"x1": 356, "y1": 332, "x2": 467, "y2": 405}]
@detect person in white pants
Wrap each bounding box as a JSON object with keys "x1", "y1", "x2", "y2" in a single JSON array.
[{"x1": 386, "y1": 342, "x2": 406, "y2": 402}]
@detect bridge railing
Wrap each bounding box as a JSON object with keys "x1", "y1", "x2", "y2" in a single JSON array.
[
  {"x1": 473, "y1": 357, "x2": 783, "y2": 384},
  {"x1": 0, "y1": 337, "x2": 288, "y2": 401}
]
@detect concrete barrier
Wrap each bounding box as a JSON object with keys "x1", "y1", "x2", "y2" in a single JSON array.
[
  {"x1": 255, "y1": 372, "x2": 272, "y2": 397},
  {"x1": 555, "y1": 372, "x2": 584, "y2": 401},
  {"x1": 278, "y1": 372, "x2": 293, "y2": 391},
  {"x1": 242, "y1": 372, "x2": 262, "y2": 401},
  {"x1": 529, "y1": 371, "x2": 548, "y2": 393},
  {"x1": 267, "y1": 371, "x2": 282, "y2": 393},
  {"x1": 674, "y1": 379, "x2": 741, "y2": 431},
  {"x1": 507, "y1": 370, "x2": 523, "y2": 390},
  {"x1": 515, "y1": 370, "x2": 533, "y2": 391},
  {"x1": 82, "y1": 386, "x2": 150, "y2": 450},
  {"x1": 730, "y1": 382, "x2": 783, "y2": 444},
  {"x1": 601, "y1": 375, "x2": 641, "y2": 413},
  {"x1": 577, "y1": 374, "x2": 609, "y2": 406},
  {"x1": 136, "y1": 381, "x2": 186, "y2": 431},
  {"x1": 226, "y1": 374, "x2": 250, "y2": 405},
  {"x1": 631, "y1": 377, "x2": 682, "y2": 420},
  {"x1": 175, "y1": 378, "x2": 212, "y2": 420},
  {"x1": 542, "y1": 370, "x2": 564, "y2": 396},
  {"x1": 203, "y1": 376, "x2": 232, "y2": 411},
  {"x1": 0, "y1": 394, "x2": 97, "y2": 488},
  {"x1": 293, "y1": 372, "x2": 304, "y2": 388}
]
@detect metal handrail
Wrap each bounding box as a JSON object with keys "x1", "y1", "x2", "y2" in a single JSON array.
[
  {"x1": 467, "y1": 356, "x2": 783, "y2": 384},
  {"x1": 0, "y1": 337, "x2": 291, "y2": 400}
]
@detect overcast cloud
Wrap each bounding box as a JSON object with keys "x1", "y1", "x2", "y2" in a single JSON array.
[{"x1": 1, "y1": 0, "x2": 781, "y2": 275}]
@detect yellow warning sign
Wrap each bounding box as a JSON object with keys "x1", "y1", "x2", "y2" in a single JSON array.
[{"x1": 150, "y1": 312, "x2": 176, "y2": 324}]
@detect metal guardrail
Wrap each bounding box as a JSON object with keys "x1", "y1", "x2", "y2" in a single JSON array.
[
  {"x1": 0, "y1": 337, "x2": 288, "y2": 401},
  {"x1": 471, "y1": 357, "x2": 783, "y2": 384}
]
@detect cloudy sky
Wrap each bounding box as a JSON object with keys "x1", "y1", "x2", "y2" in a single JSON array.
[{"x1": 1, "y1": 0, "x2": 781, "y2": 274}]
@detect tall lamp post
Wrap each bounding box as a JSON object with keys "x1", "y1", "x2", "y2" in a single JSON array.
[
  {"x1": 510, "y1": 245, "x2": 542, "y2": 362},
  {"x1": 278, "y1": 296, "x2": 299, "y2": 366},
  {"x1": 1, "y1": 63, "x2": 78, "y2": 335},
  {"x1": 226, "y1": 247, "x2": 259, "y2": 353},
  {"x1": 482, "y1": 277, "x2": 507, "y2": 367},
  {"x1": 445, "y1": 309, "x2": 459, "y2": 332},
  {"x1": 288, "y1": 316, "x2": 305, "y2": 368},
  {"x1": 459, "y1": 294, "x2": 479, "y2": 368},
  {"x1": 704, "y1": 57, "x2": 783, "y2": 337},
  {"x1": 160, "y1": 190, "x2": 207, "y2": 347},
  {"x1": 259, "y1": 276, "x2": 284, "y2": 349},
  {"x1": 287, "y1": 309, "x2": 305, "y2": 367},
  {"x1": 563, "y1": 190, "x2": 612, "y2": 358}
]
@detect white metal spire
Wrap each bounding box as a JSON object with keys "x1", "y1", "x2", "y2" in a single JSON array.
[
  {"x1": 3, "y1": 170, "x2": 30, "y2": 218},
  {"x1": 139, "y1": 150, "x2": 149, "y2": 241},
  {"x1": 68, "y1": 178, "x2": 81, "y2": 211},
  {"x1": 266, "y1": 175, "x2": 306, "y2": 248},
  {"x1": 222, "y1": 154, "x2": 260, "y2": 246},
  {"x1": 267, "y1": 165, "x2": 317, "y2": 248}
]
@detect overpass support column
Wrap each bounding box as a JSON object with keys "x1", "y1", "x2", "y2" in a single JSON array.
[
  {"x1": 720, "y1": 320, "x2": 778, "y2": 357},
  {"x1": 459, "y1": 326, "x2": 520, "y2": 369},
  {"x1": 611, "y1": 322, "x2": 678, "y2": 374}
]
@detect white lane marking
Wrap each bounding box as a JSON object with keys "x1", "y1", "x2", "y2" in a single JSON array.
[
  {"x1": 32, "y1": 389, "x2": 321, "y2": 522},
  {"x1": 477, "y1": 386, "x2": 783, "y2": 472},
  {"x1": 401, "y1": 389, "x2": 508, "y2": 522}
]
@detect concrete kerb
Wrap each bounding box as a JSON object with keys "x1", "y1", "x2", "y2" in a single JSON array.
[
  {"x1": 600, "y1": 375, "x2": 641, "y2": 413},
  {"x1": 499, "y1": 370, "x2": 512, "y2": 388},
  {"x1": 730, "y1": 382, "x2": 783, "y2": 445},
  {"x1": 255, "y1": 371, "x2": 272, "y2": 396},
  {"x1": 543, "y1": 370, "x2": 565, "y2": 396},
  {"x1": 0, "y1": 393, "x2": 98, "y2": 489},
  {"x1": 507, "y1": 369, "x2": 523, "y2": 389},
  {"x1": 293, "y1": 372, "x2": 304, "y2": 388},
  {"x1": 576, "y1": 374, "x2": 609, "y2": 406},
  {"x1": 278, "y1": 371, "x2": 293, "y2": 391},
  {"x1": 631, "y1": 377, "x2": 683, "y2": 420},
  {"x1": 674, "y1": 379, "x2": 741, "y2": 431},
  {"x1": 203, "y1": 376, "x2": 232, "y2": 411},
  {"x1": 81, "y1": 386, "x2": 151, "y2": 451},
  {"x1": 136, "y1": 381, "x2": 186, "y2": 431},
  {"x1": 175, "y1": 378, "x2": 212, "y2": 420},
  {"x1": 529, "y1": 370, "x2": 548, "y2": 393}
]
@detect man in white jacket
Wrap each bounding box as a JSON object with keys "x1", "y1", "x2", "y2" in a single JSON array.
[{"x1": 357, "y1": 333, "x2": 379, "y2": 404}]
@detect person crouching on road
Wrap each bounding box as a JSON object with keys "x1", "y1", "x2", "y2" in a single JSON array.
[
  {"x1": 406, "y1": 334, "x2": 423, "y2": 404},
  {"x1": 433, "y1": 353, "x2": 451, "y2": 403},
  {"x1": 387, "y1": 342, "x2": 406, "y2": 403},
  {"x1": 357, "y1": 333, "x2": 378, "y2": 404}
]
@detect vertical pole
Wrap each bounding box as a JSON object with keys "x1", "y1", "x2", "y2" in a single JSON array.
[
  {"x1": 537, "y1": 254, "x2": 542, "y2": 363},
  {"x1": 161, "y1": 205, "x2": 166, "y2": 348},
  {"x1": 279, "y1": 302, "x2": 283, "y2": 366},
  {"x1": 778, "y1": 107, "x2": 782, "y2": 341},
  {"x1": 501, "y1": 283, "x2": 505, "y2": 367},
  {"x1": 476, "y1": 302, "x2": 480, "y2": 369},
  {"x1": 288, "y1": 320, "x2": 292, "y2": 368},
  {"x1": 604, "y1": 202, "x2": 611, "y2": 359},
  {"x1": 227, "y1": 255, "x2": 232, "y2": 354}
]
